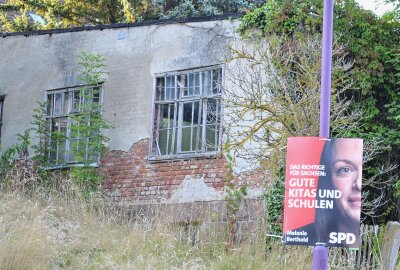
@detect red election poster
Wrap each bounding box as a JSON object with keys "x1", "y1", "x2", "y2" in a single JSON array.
[{"x1": 283, "y1": 137, "x2": 363, "y2": 248}]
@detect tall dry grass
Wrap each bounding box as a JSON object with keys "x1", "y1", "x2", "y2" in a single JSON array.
[
  {"x1": 0, "y1": 168, "x2": 390, "y2": 269},
  {"x1": 0, "y1": 189, "x2": 314, "y2": 270}
]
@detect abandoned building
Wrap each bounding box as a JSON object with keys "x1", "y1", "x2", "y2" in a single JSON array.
[{"x1": 0, "y1": 15, "x2": 265, "y2": 235}]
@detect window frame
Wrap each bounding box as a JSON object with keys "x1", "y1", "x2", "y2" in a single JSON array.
[
  {"x1": 149, "y1": 65, "x2": 224, "y2": 161},
  {"x1": 45, "y1": 84, "x2": 104, "y2": 168}
]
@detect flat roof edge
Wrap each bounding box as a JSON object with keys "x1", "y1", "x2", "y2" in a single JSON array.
[{"x1": 1, "y1": 13, "x2": 243, "y2": 38}]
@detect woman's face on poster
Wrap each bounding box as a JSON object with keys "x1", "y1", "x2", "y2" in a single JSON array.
[{"x1": 331, "y1": 139, "x2": 363, "y2": 222}]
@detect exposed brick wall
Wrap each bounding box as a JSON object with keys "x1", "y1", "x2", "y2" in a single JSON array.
[
  {"x1": 101, "y1": 139, "x2": 229, "y2": 203},
  {"x1": 100, "y1": 139, "x2": 264, "y2": 203}
]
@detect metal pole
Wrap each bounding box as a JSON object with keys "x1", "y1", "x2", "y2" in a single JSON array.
[
  {"x1": 314, "y1": 0, "x2": 334, "y2": 269},
  {"x1": 313, "y1": 244, "x2": 329, "y2": 270},
  {"x1": 319, "y1": 0, "x2": 334, "y2": 138}
]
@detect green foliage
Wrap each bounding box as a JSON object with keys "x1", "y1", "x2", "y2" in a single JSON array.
[
  {"x1": 224, "y1": 144, "x2": 247, "y2": 251},
  {"x1": 238, "y1": 0, "x2": 323, "y2": 36},
  {"x1": 157, "y1": 0, "x2": 258, "y2": 19},
  {"x1": 77, "y1": 52, "x2": 108, "y2": 86},
  {"x1": 0, "y1": 129, "x2": 43, "y2": 191},
  {"x1": 384, "y1": 0, "x2": 400, "y2": 21},
  {"x1": 240, "y1": 0, "x2": 399, "y2": 111},
  {"x1": 67, "y1": 52, "x2": 111, "y2": 195},
  {"x1": 69, "y1": 52, "x2": 111, "y2": 169},
  {"x1": 30, "y1": 102, "x2": 51, "y2": 166},
  {"x1": 0, "y1": 0, "x2": 153, "y2": 32},
  {"x1": 0, "y1": 106, "x2": 58, "y2": 190},
  {"x1": 239, "y1": 0, "x2": 400, "y2": 224},
  {"x1": 264, "y1": 173, "x2": 284, "y2": 235},
  {"x1": 70, "y1": 167, "x2": 102, "y2": 196},
  {"x1": 0, "y1": 129, "x2": 31, "y2": 182},
  {"x1": 225, "y1": 148, "x2": 247, "y2": 213},
  {"x1": 0, "y1": 0, "x2": 262, "y2": 32},
  {"x1": 385, "y1": 49, "x2": 400, "y2": 129}
]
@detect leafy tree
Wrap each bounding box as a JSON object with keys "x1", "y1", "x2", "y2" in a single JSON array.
[
  {"x1": 238, "y1": 0, "x2": 400, "y2": 223},
  {"x1": 384, "y1": 0, "x2": 399, "y2": 20},
  {"x1": 0, "y1": 0, "x2": 263, "y2": 32},
  {"x1": 156, "y1": 0, "x2": 261, "y2": 19},
  {"x1": 0, "y1": 0, "x2": 154, "y2": 32},
  {"x1": 224, "y1": 33, "x2": 373, "y2": 233},
  {"x1": 67, "y1": 52, "x2": 111, "y2": 196}
]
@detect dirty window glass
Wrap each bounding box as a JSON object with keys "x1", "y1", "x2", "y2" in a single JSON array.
[
  {"x1": 46, "y1": 84, "x2": 103, "y2": 166},
  {"x1": 152, "y1": 67, "x2": 222, "y2": 158}
]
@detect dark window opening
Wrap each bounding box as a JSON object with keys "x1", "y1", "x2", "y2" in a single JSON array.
[{"x1": 151, "y1": 66, "x2": 223, "y2": 159}]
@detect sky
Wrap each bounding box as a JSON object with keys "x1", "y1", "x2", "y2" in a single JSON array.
[{"x1": 354, "y1": 0, "x2": 395, "y2": 16}]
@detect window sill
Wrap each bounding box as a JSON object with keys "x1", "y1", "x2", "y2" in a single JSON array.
[
  {"x1": 148, "y1": 151, "x2": 222, "y2": 163},
  {"x1": 43, "y1": 162, "x2": 99, "y2": 170}
]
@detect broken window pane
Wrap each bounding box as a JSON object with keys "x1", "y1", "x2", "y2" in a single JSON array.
[
  {"x1": 159, "y1": 129, "x2": 174, "y2": 155},
  {"x1": 160, "y1": 104, "x2": 168, "y2": 129},
  {"x1": 59, "y1": 118, "x2": 67, "y2": 134},
  {"x1": 63, "y1": 92, "x2": 70, "y2": 114},
  {"x1": 181, "y1": 126, "x2": 191, "y2": 152},
  {"x1": 158, "y1": 129, "x2": 168, "y2": 155},
  {"x1": 181, "y1": 101, "x2": 200, "y2": 152},
  {"x1": 49, "y1": 140, "x2": 57, "y2": 162},
  {"x1": 49, "y1": 118, "x2": 68, "y2": 163},
  {"x1": 152, "y1": 67, "x2": 222, "y2": 158},
  {"x1": 157, "y1": 103, "x2": 177, "y2": 156},
  {"x1": 188, "y1": 73, "x2": 200, "y2": 96},
  {"x1": 46, "y1": 84, "x2": 103, "y2": 166},
  {"x1": 212, "y1": 68, "x2": 222, "y2": 94},
  {"x1": 191, "y1": 126, "x2": 198, "y2": 151},
  {"x1": 206, "y1": 99, "x2": 220, "y2": 152},
  {"x1": 178, "y1": 74, "x2": 188, "y2": 97},
  {"x1": 49, "y1": 119, "x2": 59, "y2": 163},
  {"x1": 193, "y1": 101, "x2": 199, "y2": 125},
  {"x1": 206, "y1": 99, "x2": 217, "y2": 124},
  {"x1": 202, "y1": 70, "x2": 212, "y2": 95},
  {"x1": 206, "y1": 124, "x2": 219, "y2": 152},
  {"x1": 156, "y1": 77, "x2": 165, "y2": 101},
  {"x1": 166, "y1": 76, "x2": 175, "y2": 100},
  {"x1": 53, "y1": 93, "x2": 63, "y2": 115},
  {"x1": 47, "y1": 94, "x2": 53, "y2": 115},
  {"x1": 72, "y1": 90, "x2": 81, "y2": 112},
  {"x1": 182, "y1": 102, "x2": 193, "y2": 127},
  {"x1": 51, "y1": 118, "x2": 59, "y2": 132},
  {"x1": 159, "y1": 104, "x2": 175, "y2": 129}
]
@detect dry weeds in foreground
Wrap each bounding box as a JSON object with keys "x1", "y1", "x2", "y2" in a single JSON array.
[{"x1": 0, "y1": 191, "x2": 314, "y2": 269}]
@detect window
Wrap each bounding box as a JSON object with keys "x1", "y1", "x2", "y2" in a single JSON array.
[
  {"x1": 150, "y1": 66, "x2": 223, "y2": 159},
  {"x1": 0, "y1": 96, "x2": 4, "y2": 143},
  {"x1": 45, "y1": 85, "x2": 103, "y2": 166}
]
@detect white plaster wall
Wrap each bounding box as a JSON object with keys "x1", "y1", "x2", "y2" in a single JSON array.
[{"x1": 0, "y1": 19, "x2": 239, "y2": 152}]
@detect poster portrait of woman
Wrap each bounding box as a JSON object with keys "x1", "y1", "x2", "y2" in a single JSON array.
[{"x1": 283, "y1": 137, "x2": 363, "y2": 248}]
